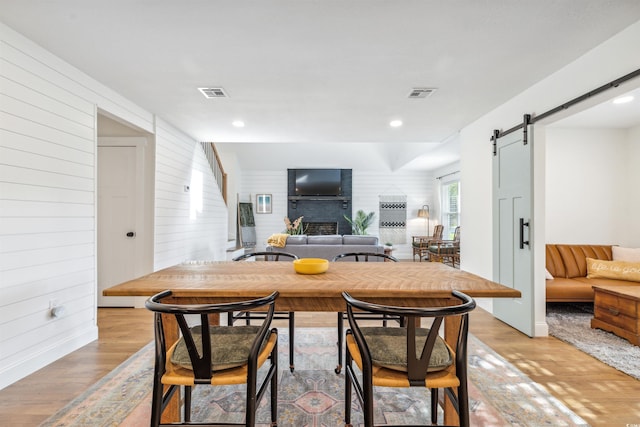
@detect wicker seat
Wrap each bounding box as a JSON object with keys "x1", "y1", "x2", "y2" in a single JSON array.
[
  {"x1": 145, "y1": 290, "x2": 279, "y2": 427},
  {"x1": 343, "y1": 290, "x2": 476, "y2": 427}
]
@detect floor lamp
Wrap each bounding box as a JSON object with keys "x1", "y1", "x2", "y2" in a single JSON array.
[{"x1": 417, "y1": 205, "x2": 430, "y2": 237}]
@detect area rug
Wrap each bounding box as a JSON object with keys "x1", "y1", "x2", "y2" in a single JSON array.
[
  {"x1": 41, "y1": 328, "x2": 588, "y2": 427},
  {"x1": 547, "y1": 302, "x2": 640, "y2": 380}
]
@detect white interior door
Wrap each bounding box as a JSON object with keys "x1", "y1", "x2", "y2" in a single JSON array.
[
  {"x1": 97, "y1": 145, "x2": 137, "y2": 307},
  {"x1": 492, "y1": 126, "x2": 535, "y2": 336}
]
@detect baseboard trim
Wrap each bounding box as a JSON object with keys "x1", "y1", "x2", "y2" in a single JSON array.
[{"x1": 0, "y1": 326, "x2": 98, "y2": 391}]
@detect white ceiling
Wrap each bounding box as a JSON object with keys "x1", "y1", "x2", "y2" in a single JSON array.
[{"x1": 2, "y1": 1, "x2": 640, "y2": 171}]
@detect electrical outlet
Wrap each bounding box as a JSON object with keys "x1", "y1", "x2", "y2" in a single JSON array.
[{"x1": 49, "y1": 299, "x2": 65, "y2": 318}]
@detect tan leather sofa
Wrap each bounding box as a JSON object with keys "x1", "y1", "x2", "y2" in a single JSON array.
[{"x1": 545, "y1": 244, "x2": 639, "y2": 302}]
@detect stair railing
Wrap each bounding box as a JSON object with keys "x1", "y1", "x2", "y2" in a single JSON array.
[{"x1": 200, "y1": 142, "x2": 227, "y2": 204}]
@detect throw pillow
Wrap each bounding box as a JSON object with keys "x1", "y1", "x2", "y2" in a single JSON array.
[
  {"x1": 545, "y1": 268, "x2": 554, "y2": 280},
  {"x1": 267, "y1": 233, "x2": 288, "y2": 247},
  {"x1": 612, "y1": 246, "x2": 640, "y2": 262},
  {"x1": 586, "y1": 258, "x2": 640, "y2": 282}
]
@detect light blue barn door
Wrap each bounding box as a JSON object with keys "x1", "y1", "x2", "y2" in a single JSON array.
[{"x1": 492, "y1": 124, "x2": 535, "y2": 336}]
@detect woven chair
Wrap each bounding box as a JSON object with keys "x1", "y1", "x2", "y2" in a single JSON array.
[
  {"x1": 331, "y1": 252, "x2": 399, "y2": 374},
  {"x1": 145, "y1": 290, "x2": 279, "y2": 427},
  {"x1": 412, "y1": 224, "x2": 444, "y2": 262},
  {"x1": 343, "y1": 290, "x2": 476, "y2": 427},
  {"x1": 231, "y1": 250, "x2": 298, "y2": 372},
  {"x1": 428, "y1": 226, "x2": 461, "y2": 268}
]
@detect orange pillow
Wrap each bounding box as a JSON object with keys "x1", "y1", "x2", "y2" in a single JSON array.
[{"x1": 586, "y1": 258, "x2": 640, "y2": 282}]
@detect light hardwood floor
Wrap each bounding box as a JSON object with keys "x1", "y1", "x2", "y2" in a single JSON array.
[{"x1": 1, "y1": 307, "x2": 639, "y2": 426}]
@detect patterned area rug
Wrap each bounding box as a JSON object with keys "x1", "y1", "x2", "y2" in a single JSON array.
[
  {"x1": 41, "y1": 328, "x2": 588, "y2": 427},
  {"x1": 547, "y1": 302, "x2": 640, "y2": 380}
]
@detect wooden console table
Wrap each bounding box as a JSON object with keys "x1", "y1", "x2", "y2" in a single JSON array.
[{"x1": 591, "y1": 285, "x2": 640, "y2": 346}]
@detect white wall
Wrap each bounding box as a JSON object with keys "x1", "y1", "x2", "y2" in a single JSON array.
[
  {"x1": 546, "y1": 128, "x2": 639, "y2": 246},
  {"x1": 459, "y1": 20, "x2": 640, "y2": 333},
  {"x1": 0, "y1": 23, "x2": 228, "y2": 389},
  {"x1": 625, "y1": 125, "x2": 640, "y2": 247},
  {"x1": 0, "y1": 22, "x2": 146, "y2": 388},
  {"x1": 237, "y1": 168, "x2": 435, "y2": 260},
  {"x1": 153, "y1": 119, "x2": 228, "y2": 269}
]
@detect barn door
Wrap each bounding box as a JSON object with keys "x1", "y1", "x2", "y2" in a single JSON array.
[{"x1": 492, "y1": 117, "x2": 535, "y2": 337}]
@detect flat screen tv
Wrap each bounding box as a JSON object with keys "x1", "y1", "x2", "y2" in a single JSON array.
[{"x1": 294, "y1": 169, "x2": 342, "y2": 196}]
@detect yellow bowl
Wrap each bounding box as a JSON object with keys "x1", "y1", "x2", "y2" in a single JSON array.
[{"x1": 293, "y1": 258, "x2": 329, "y2": 275}]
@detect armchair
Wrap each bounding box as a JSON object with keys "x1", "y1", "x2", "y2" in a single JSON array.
[
  {"x1": 428, "y1": 226, "x2": 461, "y2": 268},
  {"x1": 412, "y1": 224, "x2": 444, "y2": 262}
]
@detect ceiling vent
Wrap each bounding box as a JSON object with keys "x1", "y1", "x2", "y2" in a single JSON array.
[
  {"x1": 198, "y1": 87, "x2": 228, "y2": 98},
  {"x1": 408, "y1": 88, "x2": 437, "y2": 98}
]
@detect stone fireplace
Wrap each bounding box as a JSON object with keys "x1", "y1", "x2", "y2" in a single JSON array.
[
  {"x1": 304, "y1": 221, "x2": 339, "y2": 235},
  {"x1": 287, "y1": 169, "x2": 353, "y2": 235}
]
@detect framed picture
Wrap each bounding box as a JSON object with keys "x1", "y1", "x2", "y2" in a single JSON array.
[{"x1": 256, "y1": 194, "x2": 272, "y2": 214}]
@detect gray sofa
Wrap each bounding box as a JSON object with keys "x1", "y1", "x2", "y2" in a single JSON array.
[{"x1": 266, "y1": 235, "x2": 385, "y2": 261}]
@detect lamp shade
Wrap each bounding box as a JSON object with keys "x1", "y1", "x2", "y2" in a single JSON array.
[{"x1": 417, "y1": 208, "x2": 429, "y2": 218}]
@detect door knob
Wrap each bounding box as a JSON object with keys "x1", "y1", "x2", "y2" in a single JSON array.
[{"x1": 126, "y1": 231, "x2": 135, "y2": 237}]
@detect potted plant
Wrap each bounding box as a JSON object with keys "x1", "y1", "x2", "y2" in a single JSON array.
[
  {"x1": 344, "y1": 210, "x2": 376, "y2": 235},
  {"x1": 284, "y1": 216, "x2": 306, "y2": 235}
]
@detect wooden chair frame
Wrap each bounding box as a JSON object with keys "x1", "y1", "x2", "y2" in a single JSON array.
[
  {"x1": 145, "y1": 290, "x2": 279, "y2": 427},
  {"x1": 343, "y1": 290, "x2": 475, "y2": 427}
]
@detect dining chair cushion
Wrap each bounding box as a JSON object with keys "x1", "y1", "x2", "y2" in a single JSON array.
[
  {"x1": 170, "y1": 325, "x2": 267, "y2": 371},
  {"x1": 361, "y1": 327, "x2": 453, "y2": 372}
]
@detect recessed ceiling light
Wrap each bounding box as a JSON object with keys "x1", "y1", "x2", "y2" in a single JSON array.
[
  {"x1": 389, "y1": 120, "x2": 403, "y2": 128},
  {"x1": 232, "y1": 120, "x2": 245, "y2": 128},
  {"x1": 613, "y1": 95, "x2": 634, "y2": 104}
]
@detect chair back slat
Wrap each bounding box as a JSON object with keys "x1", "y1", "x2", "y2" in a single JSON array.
[{"x1": 406, "y1": 316, "x2": 443, "y2": 383}]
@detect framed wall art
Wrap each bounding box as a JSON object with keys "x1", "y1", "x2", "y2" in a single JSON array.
[{"x1": 256, "y1": 194, "x2": 272, "y2": 214}]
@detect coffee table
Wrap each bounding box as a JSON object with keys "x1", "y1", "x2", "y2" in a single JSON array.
[{"x1": 591, "y1": 285, "x2": 640, "y2": 346}]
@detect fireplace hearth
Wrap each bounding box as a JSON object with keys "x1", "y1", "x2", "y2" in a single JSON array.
[{"x1": 305, "y1": 222, "x2": 338, "y2": 235}]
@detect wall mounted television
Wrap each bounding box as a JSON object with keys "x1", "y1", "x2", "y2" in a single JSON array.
[{"x1": 294, "y1": 169, "x2": 342, "y2": 196}]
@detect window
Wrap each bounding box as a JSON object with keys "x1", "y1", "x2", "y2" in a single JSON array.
[{"x1": 441, "y1": 180, "x2": 460, "y2": 239}]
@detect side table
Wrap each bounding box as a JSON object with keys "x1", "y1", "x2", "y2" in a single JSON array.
[{"x1": 383, "y1": 247, "x2": 394, "y2": 261}]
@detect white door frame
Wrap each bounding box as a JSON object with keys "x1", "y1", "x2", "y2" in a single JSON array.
[{"x1": 97, "y1": 137, "x2": 148, "y2": 307}]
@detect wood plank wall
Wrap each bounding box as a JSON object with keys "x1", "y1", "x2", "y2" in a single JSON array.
[
  {"x1": 239, "y1": 169, "x2": 435, "y2": 259},
  {"x1": 0, "y1": 23, "x2": 228, "y2": 389},
  {"x1": 153, "y1": 118, "x2": 228, "y2": 269}
]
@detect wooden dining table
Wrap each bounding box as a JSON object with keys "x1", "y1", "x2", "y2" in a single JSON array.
[{"x1": 104, "y1": 260, "x2": 520, "y2": 425}]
